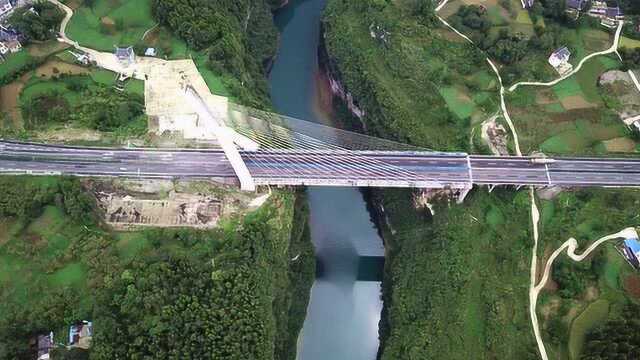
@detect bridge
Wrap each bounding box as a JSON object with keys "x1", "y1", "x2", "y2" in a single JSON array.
[
  {"x1": 2, "y1": 140, "x2": 640, "y2": 191},
  {"x1": 1, "y1": 88, "x2": 640, "y2": 191}
]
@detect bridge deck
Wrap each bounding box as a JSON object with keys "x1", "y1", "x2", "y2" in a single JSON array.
[{"x1": 1, "y1": 141, "x2": 640, "y2": 188}]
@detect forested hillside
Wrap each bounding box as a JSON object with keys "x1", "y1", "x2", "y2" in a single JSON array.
[
  {"x1": 322, "y1": 0, "x2": 498, "y2": 151},
  {"x1": 0, "y1": 178, "x2": 314, "y2": 359},
  {"x1": 152, "y1": 0, "x2": 280, "y2": 107},
  {"x1": 323, "y1": 0, "x2": 640, "y2": 359}
]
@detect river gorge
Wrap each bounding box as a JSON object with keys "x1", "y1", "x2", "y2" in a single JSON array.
[{"x1": 268, "y1": 1, "x2": 385, "y2": 359}]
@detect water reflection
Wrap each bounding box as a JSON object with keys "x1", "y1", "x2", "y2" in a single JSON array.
[{"x1": 269, "y1": 1, "x2": 385, "y2": 359}]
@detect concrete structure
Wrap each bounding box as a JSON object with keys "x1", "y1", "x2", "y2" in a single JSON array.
[
  {"x1": 144, "y1": 47, "x2": 156, "y2": 57},
  {"x1": 4, "y1": 140, "x2": 640, "y2": 189},
  {"x1": 183, "y1": 85, "x2": 258, "y2": 191}
]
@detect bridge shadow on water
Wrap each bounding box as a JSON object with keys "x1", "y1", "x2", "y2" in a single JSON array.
[{"x1": 315, "y1": 254, "x2": 384, "y2": 282}]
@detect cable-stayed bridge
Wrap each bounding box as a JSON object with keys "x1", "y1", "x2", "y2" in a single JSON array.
[{"x1": 2, "y1": 87, "x2": 640, "y2": 191}]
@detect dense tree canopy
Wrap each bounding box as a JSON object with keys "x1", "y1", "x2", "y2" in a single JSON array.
[
  {"x1": 151, "y1": 0, "x2": 279, "y2": 107},
  {"x1": 9, "y1": 1, "x2": 64, "y2": 42},
  {"x1": 582, "y1": 305, "x2": 640, "y2": 359}
]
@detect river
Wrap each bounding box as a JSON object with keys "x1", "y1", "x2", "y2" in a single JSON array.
[{"x1": 268, "y1": 1, "x2": 385, "y2": 359}]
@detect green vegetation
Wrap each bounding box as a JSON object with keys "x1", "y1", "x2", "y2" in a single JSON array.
[
  {"x1": 66, "y1": 0, "x2": 156, "y2": 51},
  {"x1": 506, "y1": 55, "x2": 631, "y2": 155},
  {"x1": 8, "y1": 1, "x2": 64, "y2": 43},
  {"x1": 536, "y1": 189, "x2": 640, "y2": 359},
  {"x1": 582, "y1": 304, "x2": 640, "y2": 359},
  {"x1": 568, "y1": 299, "x2": 609, "y2": 359},
  {"x1": 152, "y1": 0, "x2": 279, "y2": 107},
  {"x1": 18, "y1": 73, "x2": 147, "y2": 136},
  {"x1": 375, "y1": 188, "x2": 537, "y2": 359},
  {"x1": 445, "y1": 1, "x2": 613, "y2": 85},
  {"x1": 323, "y1": 0, "x2": 498, "y2": 151},
  {"x1": 324, "y1": 2, "x2": 640, "y2": 359},
  {"x1": 0, "y1": 51, "x2": 37, "y2": 84},
  {"x1": 0, "y1": 178, "x2": 314, "y2": 359}
]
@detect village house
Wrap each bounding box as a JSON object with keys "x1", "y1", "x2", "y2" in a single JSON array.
[
  {"x1": 619, "y1": 238, "x2": 640, "y2": 270},
  {"x1": 548, "y1": 47, "x2": 573, "y2": 75},
  {"x1": 36, "y1": 332, "x2": 54, "y2": 360},
  {"x1": 0, "y1": 0, "x2": 13, "y2": 18},
  {"x1": 566, "y1": 0, "x2": 587, "y2": 11},
  {"x1": 115, "y1": 46, "x2": 135, "y2": 67},
  {"x1": 520, "y1": 0, "x2": 534, "y2": 9},
  {"x1": 0, "y1": 25, "x2": 22, "y2": 53},
  {"x1": 144, "y1": 47, "x2": 156, "y2": 57},
  {"x1": 69, "y1": 321, "x2": 93, "y2": 349},
  {"x1": 588, "y1": 0, "x2": 625, "y2": 28},
  {"x1": 565, "y1": 0, "x2": 587, "y2": 20}
]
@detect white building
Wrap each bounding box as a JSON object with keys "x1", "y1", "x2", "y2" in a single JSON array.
[
  {"x1": 548, "y1": 47, "x2": 573, "y2": 75},
  {"x1": 0, "y1": 0, "x2": 12, "y2": 17}
]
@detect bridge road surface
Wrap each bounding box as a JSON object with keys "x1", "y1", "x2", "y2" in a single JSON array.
[{"x1": 2, "y1": 141, "x2": 640, "y2": 187}]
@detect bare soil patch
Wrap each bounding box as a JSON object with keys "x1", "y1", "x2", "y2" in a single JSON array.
[
  {"x1": 603, "y1": 137, "x2": 636, "y2": 152},
  {"x1": 561, "y1": 95, "x2": 596, "y2": 110},
  {"x1": 37, "y1": 127, "x2": 103, "y2": 142},
  {"x1": 0, "y1": 77, "x2": 27, "y2": 129},
  {"x1": 27, "y1": 41, "x2": 70, "y2": 57},
  {"x1": 34, "y1": 60, "x2": 91, "y2": 79},
  {"x1": 536, "y1": 89, "x2": 557, "y2": 105},
  {"x1": 624, "y1": 275, "x2": 640, "y2": 299}
]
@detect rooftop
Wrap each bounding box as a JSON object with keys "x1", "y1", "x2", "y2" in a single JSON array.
[
  {"x1": 566, "y1": 0, "x2": 586, "y2": 10},
  {"x1": 115, "y1": 46, "x2": 134, "y2": 60}
]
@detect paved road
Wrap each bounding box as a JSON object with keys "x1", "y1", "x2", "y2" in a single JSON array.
[{"x1": 1, "y1": 141, "x2": 640, "y2": 188}]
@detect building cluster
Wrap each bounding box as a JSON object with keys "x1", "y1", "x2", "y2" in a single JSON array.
[
  {"x1": 0, "y1": 0, "x2": 27, "y2": 63},
  {"x1": 522, "y1": 0, "x2": 626, "y2": 28},
  {"x1": 36, "y1": 321, "x2": 93, "y2": 360}
]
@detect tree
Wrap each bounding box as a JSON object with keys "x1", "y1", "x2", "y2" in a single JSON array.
[{"x1": 8, "y1": 1, "x2": 64, "y2": 42}]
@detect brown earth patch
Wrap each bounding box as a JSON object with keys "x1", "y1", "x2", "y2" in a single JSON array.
[
  {"x1": 0, "y1": 76, "x2": 27, "y2": 129},
  {"x1": 603, "y1": 137, "x2": 636, "y2": 152},
  {"x1": 101, "y1": 17, "x2": 115, "y2": 26},
  {"x1": 623, "y1": 275, "x2": 640, "y2": 299},
  {"x1": 536, "y1": 89, "x2": 557, "y2": 105},
  {"x1": 34, "y1": 60, "x2": 91, "y2": 79},
  {"x1": 0, "y1": 218, "x2": 15, "y2": 245},
  {"x1": 547, "y1": 108, "x2": 601, "y2": 125},
  {"x1": 560, "y1": 95, "x2": 596, "y2": 110},
  {"x1": 435, "y1": 28, "x2": 468, "y2": 43},
  {"x1": 27, "y1": 41, "x2": 69, "y2": 57}
]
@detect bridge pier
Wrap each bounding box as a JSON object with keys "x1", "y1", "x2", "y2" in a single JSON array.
[
  {"x1": 183, "y1": 85, "x2": 258, "y2": 191},
  {"x1": 456, "y1": 186, "x2": 472, "y2": 204}
]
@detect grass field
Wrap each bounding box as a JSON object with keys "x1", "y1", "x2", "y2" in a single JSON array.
[
  {"x1": 575, "y1": 56, "x2": 621, "y2": 103},
  {"x1": 115, "y1": 232, "x2": 152, "y2": 259},
  {"x1": 439, "y1": 86, "x2": 476, "y2": 119},
  {"x1": 568, "y1": 299, "x2": 609, "y2": 360},
  {"x1": 0, "y1": 204, "x2": 88, "y2": 310},
  {"x1": 0, "y1": 51, "x2": 34, "y2": 79},
  {"x1": 620, "y1": 36, "x2": 640, "y2": 49},
  {"x1": 66, "y1": 0, "x2": 155, "y2": 51}
]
